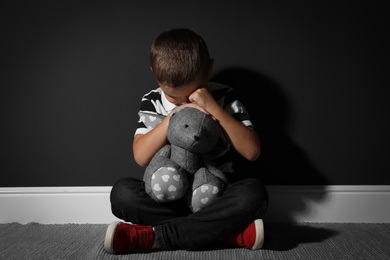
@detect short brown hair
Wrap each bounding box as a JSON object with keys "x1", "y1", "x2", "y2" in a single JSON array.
[{"x1": 150, "y1": 29, "x2": 210, "y2": 88}]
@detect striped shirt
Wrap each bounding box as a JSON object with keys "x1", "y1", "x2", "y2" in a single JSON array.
[{"x1": 135, "y1": 82, "x2": 252, "y2": 174}]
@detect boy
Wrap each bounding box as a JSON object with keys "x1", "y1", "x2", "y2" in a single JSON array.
[{"x1": 104, "y1": 29, "x2": 268, "y2": 253}]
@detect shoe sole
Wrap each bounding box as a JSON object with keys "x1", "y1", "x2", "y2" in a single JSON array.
[
  {"x1": 251, "y1": 219, "x2": 264, "y2": 250},
  {"x1": 104, "y1": 221, "x2": 122, "y2": 254}
]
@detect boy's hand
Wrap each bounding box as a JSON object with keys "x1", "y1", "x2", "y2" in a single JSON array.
[
  {"x1": 190, "y1": 86, "x2": 260, "y2": 161},
  {"x1": 172, "y1": 102, "x2": 217, "y2": 121},
  {"x1": 189, "y1": 87, "x2": 219, "y2": 113}
]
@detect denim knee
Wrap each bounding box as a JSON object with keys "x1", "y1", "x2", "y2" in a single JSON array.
[
  {"x1": 110, "y1": 177, "x2": 142, "y2": 221},
  {"x1": 233, "y1": 178, "x2": 268, "y2": 217}
]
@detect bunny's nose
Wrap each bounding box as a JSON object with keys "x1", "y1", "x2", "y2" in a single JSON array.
[{"x1": 194, "y1": 135, "x2": 200, "y2": 141}]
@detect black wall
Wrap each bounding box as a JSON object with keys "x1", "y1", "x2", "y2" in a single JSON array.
[{"x1": 2, "y1": 1, "x2": 389, "y2": 186}]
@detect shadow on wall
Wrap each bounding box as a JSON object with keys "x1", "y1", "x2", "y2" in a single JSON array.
[{"x1": 211, "y1": 67, "x2": 329, "y2": 222}]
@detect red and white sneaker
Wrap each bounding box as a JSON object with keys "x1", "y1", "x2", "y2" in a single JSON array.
[
  {"x1": 104, "y1": 221, "x2": 154, "y2": 254},
  {"x1": 223, "y1": 219, "x2": 264, "y2": 250}
]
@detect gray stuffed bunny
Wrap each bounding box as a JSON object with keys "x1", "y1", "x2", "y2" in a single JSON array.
[{"x1": 144, "y1": 107, "x2": 229, "y2": 212}]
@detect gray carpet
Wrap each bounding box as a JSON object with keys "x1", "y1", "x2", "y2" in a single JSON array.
[{"x1": 0, "y1": 222, "x2": 389, "y2": 260}]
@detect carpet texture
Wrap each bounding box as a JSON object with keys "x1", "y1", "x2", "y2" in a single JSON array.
[{"x1": 0, "y1": 222, "x2": 389, "y2": 260}]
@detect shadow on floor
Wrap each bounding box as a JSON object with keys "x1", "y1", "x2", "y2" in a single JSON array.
[
  {"x1": 205, "y1": 223, "x2": 338, "y2": 252},
  {"x1": 263, "y1": 223, "x2": 339, "y2": 251}
]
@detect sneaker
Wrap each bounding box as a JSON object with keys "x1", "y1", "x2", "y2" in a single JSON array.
[
  {"x1": 223, "y1": 219, "x2": 264, "y2": 250},
  {"x1": 104, "y1": 221, "x2": 154, "y2": 254}
]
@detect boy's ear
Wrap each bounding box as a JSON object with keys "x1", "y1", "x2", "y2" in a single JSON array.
[
  {"x1": 150, "y1": 66, "x2": 153, "y2": 72},
  {"x1": 208, "y1": 59, "x2": 214, "y2": 77}
]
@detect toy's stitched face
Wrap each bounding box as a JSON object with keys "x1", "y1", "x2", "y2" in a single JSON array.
[{"x1": 168, "y1": 107, "x2": 221, "y2": 153}]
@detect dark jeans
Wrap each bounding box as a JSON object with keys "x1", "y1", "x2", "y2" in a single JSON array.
[{"x1": 110, "y1": 177, "x2": 268, "y2": 250}]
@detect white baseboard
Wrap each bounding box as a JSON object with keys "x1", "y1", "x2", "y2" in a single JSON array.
[
  {"x1": 0, "y1": 187, "x2": 120, "y2": 224},
  {"x1": 264, "y1": 186, "x2": 390, "y2": 223},
  {"x1": 0, "y1": 186, "x2": 389, "y2": 224}
]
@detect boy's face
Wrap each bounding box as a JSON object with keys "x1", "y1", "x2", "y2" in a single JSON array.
[
  {"x1": 155, "y1": 59, "x2": 214, "y2": 106},
  {"x1": 159, "y1": 74, "x2": 208, "y2": 106}
]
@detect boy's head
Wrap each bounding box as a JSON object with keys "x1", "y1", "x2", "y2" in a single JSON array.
[{"x1": 150, "y1": 29, "x2": 212, "y2": 89}]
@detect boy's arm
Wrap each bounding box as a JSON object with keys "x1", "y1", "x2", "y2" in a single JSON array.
[
  {"x1": 133, "y1": 102, "x2": 210, "y2": 167},
  {"x1": 189, "y1": 88, "x2": 260, "y2": 161},
  {"x1": 133, "y1": 116, "x2": 170, "y2": 167}
]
